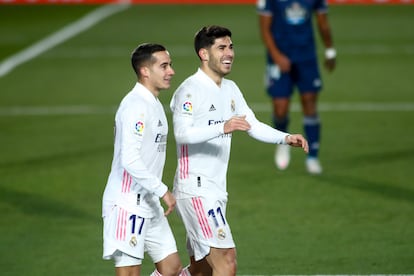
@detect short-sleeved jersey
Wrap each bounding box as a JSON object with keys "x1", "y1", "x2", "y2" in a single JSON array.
[
  {"x1": 257, "y1": 0, "x2": 328, "y2": 62},
  {"x1": 102, "y1": 82, "x2": 169, "y2": 218},
  {"x1": 170, "y1": 69, "x2": 288, "y2": 201}
]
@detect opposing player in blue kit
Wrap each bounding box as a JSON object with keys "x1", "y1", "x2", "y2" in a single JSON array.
[{"x1": 257, "y1": 0, "x2": 336, "y2": 174}]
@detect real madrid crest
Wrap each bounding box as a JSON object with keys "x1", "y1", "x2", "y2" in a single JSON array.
[
  {"x1": 218, "y1": 228, "x2": 226, "y2": 240},
  {"x1": 129, "y1": 236, "x2": 137, "y2": 247}
]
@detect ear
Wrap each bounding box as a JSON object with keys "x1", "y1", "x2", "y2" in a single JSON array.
[
  {"x1": 140, "y1": 66, "x2": 150, "y2": 78},
  {"x1": 198, "y1": 48, "x2": 208, "y2": 61}
]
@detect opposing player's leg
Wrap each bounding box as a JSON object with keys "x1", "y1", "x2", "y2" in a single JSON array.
[
  {"x1": 300, "y1": 92, "x2": 322, "y2": 174},
  {"x1": 272, "y1": 98, "x2": 291, "y2": 170},
  {"x1": 297, "y1": 59, "x2": 323, "y2": 174},
  {"x1": 266, "y1": 63, "x2": 294, "y2": 170}
]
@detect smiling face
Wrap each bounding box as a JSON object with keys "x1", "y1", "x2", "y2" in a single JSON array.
[
  {"x1": 142, "y1": 50, "x2": 175, "y2": 96},
  {"x1": 200, "y1": 36, "x2": 234, "y2": 84}
]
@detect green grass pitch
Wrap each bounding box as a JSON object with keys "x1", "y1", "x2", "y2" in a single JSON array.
[{"x1": 0, "y1": 3, "x2": 414, "y2": 275}]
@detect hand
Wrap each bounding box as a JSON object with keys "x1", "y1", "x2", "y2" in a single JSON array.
[
  {"x1": 223, "y1": 115, "x2": 251, "y2": 134},
  {"x1": 324, "y1": 57, "x2": 336, "y2": 72},
  {"x1": 161, "y1": 191, "x2": 176, "y2": 216},
  {"x1": 285, "y1": 134, "x2": 309, "y2": 153},
  {"x1": 276, "y1": 54, "x2": 291, "y2": 73}
]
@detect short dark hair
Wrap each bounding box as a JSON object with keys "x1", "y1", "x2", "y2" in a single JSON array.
[
  {"x1": 194, "y1": 25, "x2": 232, "y2": 56},
  {"x1": 131, "y1": 43, "x2": 166, "y2": 77}
]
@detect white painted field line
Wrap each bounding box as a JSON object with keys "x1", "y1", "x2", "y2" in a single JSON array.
[
  {"x1": 0, "y1": 3, "x2": 130, "y2": 78},
  {"x1": 0, "y1": 102, "x2": 413, "y2": 116}
]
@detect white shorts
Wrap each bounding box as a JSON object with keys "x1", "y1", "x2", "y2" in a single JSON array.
[
  {"x1": 113, "y1": 250, "x2": 141, "y2": 267},
  {"x1": 103, "y1": 205, "x2": 178, "y2": 266},
  {"x1": 176, "y1": 196, "x2": 235, "y2": 261}
]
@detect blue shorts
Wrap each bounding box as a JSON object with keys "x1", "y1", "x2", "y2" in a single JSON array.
[{"x1": 265, "y1": 58, "x2": 322, "y2": 98}]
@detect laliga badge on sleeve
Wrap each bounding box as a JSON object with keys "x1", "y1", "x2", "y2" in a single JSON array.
[
  {"x1": 134, "y1": 121, "x2": 144, "y2": 136},
  {"x1": 182, "y1": 101, "x2": 193, "y2": 115}
]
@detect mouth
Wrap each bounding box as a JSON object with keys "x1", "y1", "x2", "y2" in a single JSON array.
[{"x1": 222, "y1": 59, "x2": 233, "y2": 65}]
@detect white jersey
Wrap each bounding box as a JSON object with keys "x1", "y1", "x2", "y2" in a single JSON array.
[
  {"x1": 170, "y1": 68, "x2": 288, "y2": 201},
  {"x1": 103, "y1": 82, "x2": 168, "y2": 218}
]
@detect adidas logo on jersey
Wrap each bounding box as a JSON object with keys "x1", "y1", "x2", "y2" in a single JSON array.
[
  {"x1": 209, "y1": 104, "x2": 216, "y2": 112},
  {"x1": 158, "y1": 120, "x2": 163, "y2": 127}
]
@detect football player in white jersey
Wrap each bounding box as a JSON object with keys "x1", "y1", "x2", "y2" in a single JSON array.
[
  {"x1": 170, "y1": 26, "x2": 309, "y2": 276},
  {"x1": 102, "y1": 43, "x2": 185, "y2": 276}
]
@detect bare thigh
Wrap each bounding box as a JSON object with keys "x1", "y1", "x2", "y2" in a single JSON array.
[
  {"x1": 272, "y1": 97, "x2": 290, "y2": 118},
  {"x1": 300, "y1": 92, "x2": 318, "y2": 116}
]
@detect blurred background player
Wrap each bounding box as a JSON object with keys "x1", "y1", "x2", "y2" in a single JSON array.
[
  {"x1": 102, "y1": 43, "x2": 184, "y2": 276},
  {"x1": 257, "y1": 0, "x2": 336, "y2": 174},
  {"x1": 170, "y1": 25, "x2": 308, "y2": 276}
]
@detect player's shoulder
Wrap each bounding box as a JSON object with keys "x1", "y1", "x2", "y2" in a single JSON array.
[
  {"x1": 184, "y1": 71, "x2": 205, "y2": 86},
  {"x1": 222, "y1": 77, "x2": 237, "y2": 86},
  {"x1": 118, "y1": 90, "x2": 149, "y2": 116},
  {"x1": 122, "y1": 89, "x2": 146, "y2": 105},
  {"x1": 222, "y1": 78, "x2": 241, "y2": 92},
  {"x1": 174, "y1": 73, "x2": 204, "y2": 96}
]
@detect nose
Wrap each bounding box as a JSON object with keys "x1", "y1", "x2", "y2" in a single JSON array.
[
  {"x1": 168, "y1": 66, "x2": 175, "y2": 75},
  {"x1": 225, "y1": 47, "x2": 234, "y2": 57}
]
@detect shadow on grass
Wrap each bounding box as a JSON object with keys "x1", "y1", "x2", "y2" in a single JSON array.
[
  {"x1": 0, "y1": 144, "x2": 112, "y2": 170},
  {"x1": 318, "y1": 174, "x2": 414, "y2": 204},
  {"x1": 317, "y1": 148, "x2": 414, "y2": 203},
  {"x1": 0, "y1": 185, "x2": 94, "y2": 220},
  {"x1": 342, "y1": 148, "x2": 414, "y2": 167}
]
